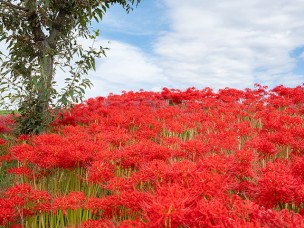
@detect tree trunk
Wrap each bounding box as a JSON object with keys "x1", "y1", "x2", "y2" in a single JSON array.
[
  {"x1": 37, "y1": 49, "x2": 54, "y2": 114},
  {"x1": 16, "y1": 0, "x2": 56, "y2": 134},
  {"x1": 32, "y1": 39, "x2": 55, "y2": 133}
]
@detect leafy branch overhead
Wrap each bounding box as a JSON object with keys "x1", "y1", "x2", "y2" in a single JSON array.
[{"x1": 0, "y1": 0, "x2": 140, "y2": 134}]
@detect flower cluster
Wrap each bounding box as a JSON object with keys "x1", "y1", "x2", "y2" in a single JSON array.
[
  {"x1": 0, "y1": 114, "x2": 14, "y2": 134},
  {"x1": 1, "y1": 84, "x2": 304, "y2": 227}
]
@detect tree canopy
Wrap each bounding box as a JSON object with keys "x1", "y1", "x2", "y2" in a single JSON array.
[{"x1": 0, "y1": 0, "x2": 140, "y2": 134}]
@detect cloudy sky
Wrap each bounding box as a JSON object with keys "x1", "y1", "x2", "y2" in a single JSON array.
[
  {"x1": 80, "y1": 0, "x2": 304, "y2": 98},
  {"x1": 2, "y1": 0, "x2": 304, "y2": 99}
]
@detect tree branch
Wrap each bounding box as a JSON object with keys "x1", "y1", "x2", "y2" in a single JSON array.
[
  {"x1": 48, "y1": 6, "x2": 76, "y2": 47},
  {"x1": 48, "y1": 9, "x2": 67, "y2": 43}
]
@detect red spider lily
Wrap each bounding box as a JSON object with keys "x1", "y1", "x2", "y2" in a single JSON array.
[
  {"x1": 246, "y1": 135, "x2": 278, "y2": 158},
  {"x1": 3, "y1": 183, "x2": 52, "y2": 223},
  {"x1": 0, "y1": 138, "x2": 6, "y2": 145},
  {"x1": 250, "y1": 207, "x2": 304, "y2": 227},
  {"x1": 218, "y1": 87, "x2": 245, "y2": 103},
  {"x1": 86, "y1": 195, "x2": 120, "y2": 218},
  {"x1": 116, "y1": 189, "x2": 152, "y2": 212},
  {"x1": 170, "y1": 160, "x2": 198, "y2": 187},
  {"x1": 143, "y1": 183, "x2": 198, "y2": 228},
  {"x1": 28, "y1": 189, "x2": 51, "y2": 212},
  {"x1": 80, "y1": 218, "x2": 115, "y2": 228},
  {"x1": 11, "y1": 130, "x2": 100, "y2": 169},
  {"x1": 197, "y1": 154, "x2": 235, "y2": 176},
  {"x1": 180, "y1": 139, "x2": 208, "y2": 161},
  {"x1": 252, "y1": 160, "x2": 304, "y2": 208},
  {"x1": 10, "y1": 225, "x2": 23, "y2": 228},
  {"x1": 291, "y1": 156, "x2": 304, "y2": 183},
  {"x1": 161, "y1": 87, "x2": 184, "y2": 105},
  {"x1": 99, "y1": 127, "x2": 131, "y2": 148},
  {"x1": 87, "y1": 160, "x2": 115, "y2": 184},
  {"x1": 87, "y1": 190, "x2": 150, "y2": 225},
  {"x1": 0, "y1": 198, "x2": 15, "y2": 226},
  {"x1": 113, "y1": 141, "x2": 174, "y2": 169},
  {"x1": 190, "y1": 198, "x2": 236, "y2": 227},
  {"x1": 104, "y1": 177, "x2": 134, "y2": 193},
  {"x1": 16, "y1": 134, "x2": 31, "y2": 142},
  {"x1": 53, "y1": 191, "x2": 85, "y2": 214},
  {"x1": 131, "y1": 159, "x2": 171, "y2": 187},
  {"x1": 226, "y1": 195, "x2": 304, "y2": 227},
  {"x1": 7, "y1": 166, "x2": 33, "y2": 178},
  {"x1": 118, "y1": 219, "x2": 146, "y2": 228},
  {"x1": 230, "y1": 150, "x2": 258, "y2": 195},
  {"x1": 160, "y1": 136, "x2": 183, "y2": 151},
  {"x1": 11, "y1": 135, "x2": 61, "y2": 168},
  {"x1": 2, "y1": 85, "x2": 304, "y2": 227},
  {"x1": 231, "y1": 150, "x2": 256, "y2": 178},
  {"x1": 5, "y1": 184, "x2": 32, "y2": 206},
  {"x1": 86, "y1": 197, "x2": 110, "y2": 215},
  {"x1": 0, "y1": 114, "x2": 14, "y2": 133},
  {"x1": 0, "y1": 154, "x2": 12, "y2": 162},
  {"x1": 233, "y1": 121, "x2": 253, "y2": 137},
  {"x1": 206, "y1": 131, "x2": 239, "y2": 152},
  {"x1": 269, "y1": 84, "x2": 304, "y2": 107}
]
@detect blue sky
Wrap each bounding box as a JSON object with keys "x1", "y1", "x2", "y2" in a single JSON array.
[
  {"x1": 290, "y1": 46, "x2": 304, "y2": 75},
  {"x1": 94, "y1": 1, "x2": 169, "y2": 53},
  {"x1": 1, "y1": 0, "x2": 303, "y2": 99}
]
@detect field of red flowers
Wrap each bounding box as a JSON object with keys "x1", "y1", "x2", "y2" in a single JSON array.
[{"x1": 0, "y1": 84, "x2": 304, "y2": 227}]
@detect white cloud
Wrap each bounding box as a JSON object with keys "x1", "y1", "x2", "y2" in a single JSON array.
[
  {"x1": 153, "y1": 0, "x2": 304, "y2": 90},
  {"x1": 83, "y1": 39, "x2": 167, "y2": 98},
  {"x1": 54, "y1": 0, "x2": 304, "y2": 95}
]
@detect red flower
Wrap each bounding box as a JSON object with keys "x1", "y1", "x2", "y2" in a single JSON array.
[
  {"x1": 143, "y1": 183, "x2": 198, "y2": 227},
  {"x1": 0, "y1": 138, "x2": 6, "y2": 145},
  {"x1": 253, "y1": 161, "x2": 304, "y2": 208},
  {"x1": 191, "y1": 198, "x2": 234, "y2": 227},
  {"x1": 0, "y1": 198, "x2": 15, "y2": 226},
  {"x1": 246, "y1": 136, "x2": 278, "y2": 158},
  {"x1": 86, "y1": 196, "x2": 119, "y2": 218},
  {"x1": 88, "y1": 160, "x2": 115, "y2": 184},
  {"x1": 0, "y1": 114, "x2": 14, "y2": 133},
  {"x1": 118, "y1": 219, "x2": 146, "y2": 228},
  {"x1": 53, "y1": 191, "x2": 85, "y2": 214},
  {"x1": 7, "y1": 166, "x2": 33, "y2": 178},
  {"x1": 81, "y1": 218, "x2": 115, "y2": 228}
]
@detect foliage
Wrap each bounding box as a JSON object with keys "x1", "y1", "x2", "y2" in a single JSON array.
[
  {"x1": 0, "y1": 0, "x2": 140, "y2": 134},
  {"x1": 0, "y1": 85, "x2": 304, "y2": 227},
  {"x1": 0, "y1": 110, "x2": 15, "y2": 116}
]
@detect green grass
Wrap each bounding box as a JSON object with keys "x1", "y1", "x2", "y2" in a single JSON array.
[{"x1": 0, "y1": 110, "x2": 16, "y2": 116}]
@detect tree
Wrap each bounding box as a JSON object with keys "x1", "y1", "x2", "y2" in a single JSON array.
[{"x1": 0, "y1": 0, "x2": 140, "y2": 134}]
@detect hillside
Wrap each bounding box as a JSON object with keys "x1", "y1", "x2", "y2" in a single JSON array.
[{"x1": 0, "y1": 84, "x2": 304, "y2": 227}]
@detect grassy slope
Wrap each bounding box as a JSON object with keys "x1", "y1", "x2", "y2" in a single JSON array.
[{"x1": 0, "y1": 110, "x2": 15, "y2": 116}]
